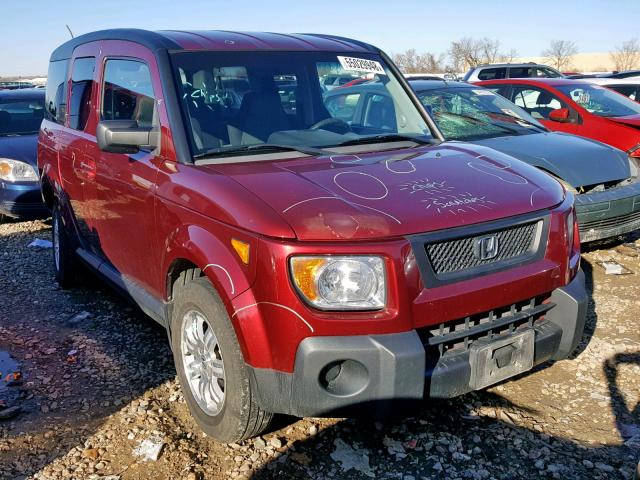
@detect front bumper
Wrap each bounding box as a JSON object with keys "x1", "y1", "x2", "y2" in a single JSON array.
[
  {"x1": 0, "y1": 181, "x2": 49, "y2": 219},
  {"x1": 575, "y1": 178, "x2": 640, "y2": 242},
  {"x1": 249, "y1": 270, "x2": 588, "y2": 417}
]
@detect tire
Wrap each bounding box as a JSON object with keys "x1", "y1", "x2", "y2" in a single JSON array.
[
  {"x1": 51, "y1": 203, "x2": 77, "y2": 289},
  {"x1": 170, "y1": 269, "x2": 273, "y2": 443}
]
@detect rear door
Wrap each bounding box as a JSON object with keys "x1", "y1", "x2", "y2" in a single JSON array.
[
  {"x1": 92, "y1": 41, "x2": 166, "y2": 298},
  {"x1": 60, "y1": 43, "x2": 99, "y2": 249}
]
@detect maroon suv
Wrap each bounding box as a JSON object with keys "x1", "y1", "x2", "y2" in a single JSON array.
[{"x1": 38, "y1": 29, "x2": 587, "y2": 442}]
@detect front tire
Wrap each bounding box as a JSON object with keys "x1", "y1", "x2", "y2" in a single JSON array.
[
  {"x1": 170, "y1": 270, "x2": 273, "y2": 443},
  {"x1": 52, "y1": 203, "x2": 77, "y2": 289}
]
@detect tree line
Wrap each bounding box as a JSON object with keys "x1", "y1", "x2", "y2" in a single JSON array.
[{"x1": 392, "y1": 38, "x2": 640, "y2": 74}]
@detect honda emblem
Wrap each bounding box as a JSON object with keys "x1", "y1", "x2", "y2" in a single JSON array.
[{"x1": 475, "y1": 235, "x2": 499, "y2": 260}]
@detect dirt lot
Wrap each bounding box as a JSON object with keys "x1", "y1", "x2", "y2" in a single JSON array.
[{"x1": 0, "y1": 219, "x2": 638, "y2": 480}]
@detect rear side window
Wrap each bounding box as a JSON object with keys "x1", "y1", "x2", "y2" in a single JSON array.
[
  {"x1": 69, "y1": 57, "x2": 95, "y2": 131},
  {"x1": 477, "y1": 68, "x2": 506, "y2": 81},
  {"x1": 45, "y1": 60, "x2": 69, "y2": 124},
  {"x1": 102, "y1": 59, "x2": 156, "y2": 127},
  {"x1": 609, "y1": 85, "x2": 637, "y2": 101},
  {"x1": 508, "y1": 67, "x2": 533, "y2": 78}
]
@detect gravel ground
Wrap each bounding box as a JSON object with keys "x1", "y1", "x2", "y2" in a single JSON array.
[{"x1": 0, "y1": 219, "x2": 639, "y2": 480}]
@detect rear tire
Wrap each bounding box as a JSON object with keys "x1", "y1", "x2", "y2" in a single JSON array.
[
  {"x1": 170, "y1": 269, "x2": 273, "y2": 443},
  {"x1": 52, "y1": 203, "x2": 77, "y2": 289}
]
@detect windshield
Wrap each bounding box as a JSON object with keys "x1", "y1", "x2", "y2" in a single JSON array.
[
  {"x1": 416, "y1": 86, "x2": 545, "y2": 140},
  {"x1": 0, "y1": 97, "x2": 44, "y2": 135},
  {"x1": 556, "y1": 83, "x2": 640, "y2": 117},
  {"x1": 170, "y1": 51, "x2": 434, "y2": 159}
]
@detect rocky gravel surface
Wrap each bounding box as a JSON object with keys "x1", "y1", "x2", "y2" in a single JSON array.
[{"x1": 0, "y1": 219, "x2": 639, "y2": 480}]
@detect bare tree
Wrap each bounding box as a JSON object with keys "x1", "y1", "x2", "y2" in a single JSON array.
[
  {"x1": 447, "y1": 38, "x2": 517, "y2": 71},
  {"x1": 392, "y1": 49, "x2": 446, "y2": 73},
  {"x1": 498, "y1": 48, "x2": 520, "y2": 64},
  {"x1": 542, "y1": 40, "x2": 578, "y2": 71},
  {"x1": 610, "y1": 39, "x2": 640, "y2": 72}
]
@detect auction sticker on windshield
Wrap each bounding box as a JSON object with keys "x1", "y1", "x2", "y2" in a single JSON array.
[
  {"x1": 472, "y1": 89, "x2": 495, "y2": 96},
  {"x1": 338, "y1": 56, "x2": 386, "y2": 74}
]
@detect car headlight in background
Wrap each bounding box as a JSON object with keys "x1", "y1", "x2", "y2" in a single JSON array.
[
  {"x1": 290, "y1": 255, "x2": 386, "y2": 310},
  {"x1": 628, "y1": 155, "x2": 640, "y2": 178},
  {"x1": 0, "y1": 158, "x2": 38, "y2": 182}
]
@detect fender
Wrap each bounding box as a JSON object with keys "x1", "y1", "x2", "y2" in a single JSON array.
[{"x1": 162, "y1": 221, "x2": 270, "y2": 361}]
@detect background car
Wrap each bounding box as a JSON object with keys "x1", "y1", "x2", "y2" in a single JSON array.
[
  {"x1": 320, "y1": 73, "x2": 364, "y2": 91},
  {"x1": 475, "y1": 78, "x2": 640, "y2": 159},
  {"x1": 463, "y1": 63, "x2": 564, "y2": 82},
  {"x1": 402, "y1": 79, "x2": 640, "y2": 242},
  {"x1": 599, "y1": 70, "x2": 640, "y2": 80},
  {"x1": 0, "y1": 88, "x2": 48, "y2": 222},
  {"x1": 587, "y1": 77, "x2": 639, "y2": 102}
]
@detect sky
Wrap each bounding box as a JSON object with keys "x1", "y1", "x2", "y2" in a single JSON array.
[{"x1": 2, "y1": 0, "x2": 639, "y2": 76}]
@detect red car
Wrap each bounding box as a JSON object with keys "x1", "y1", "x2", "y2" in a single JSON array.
[
  {"x1": 476, "y1": 78, "x2": 640, "y2": 158},
  {"x1": 39, "y1": 29, "x2": 586, "y2": 442}
]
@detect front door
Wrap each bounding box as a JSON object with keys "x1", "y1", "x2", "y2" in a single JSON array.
[
  {"x1": 510, "y1": 85, "x2": 579, "y2": 135},
  {"x1": 91, "y1": 41, "x2": 167, "y2": 298}
]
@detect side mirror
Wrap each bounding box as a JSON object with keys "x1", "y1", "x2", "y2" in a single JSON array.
[
  {"x1": 96, "y1": 120, "x2": 159, "y2": 154},
  {"x1": 549, "y1": 108, "x2": 571, "y2": 123}
]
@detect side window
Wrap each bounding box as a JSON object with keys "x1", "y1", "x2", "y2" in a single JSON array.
[
  {"x1": 102, "y1": 59, "x2": 156, "y2": 127},
  {"x1": 363, "y1": 94, "x2": 396, "y2": 130},
  {"x1": 323, "y1": 76, "x2": 337, "y2": 86},
  {"x1": 535, "y1": 67, "x2": 562, "y2": 78},
  {"x1": 274, "y1": 74, "x2": 297, "y2": 115},
  {"x1": 324, "y1": 93, "x2": 361, "y2": 123},
  {"x1": 508, "y1": 67, "x2": 533, "y2": 78},
  {"x1": 477, "y1": 68, "x2": 506, "y2": 81},
  {"x1": 69, "y1": 57, "x2": 95, "y2": 131},
  {"x1": 609, "y1": 85, "x2": 637, "y2": 101},
  {"x1": 512, "y1": 87, "x2": 565, "y2": 120},
  {"x1": 45, "y1": 60, "x2": 69, "y2": 125}
]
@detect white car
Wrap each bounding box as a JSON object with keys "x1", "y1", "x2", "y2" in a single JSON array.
[{"x1": 587, "y1": 78, "x2": 639, "y2": 102}]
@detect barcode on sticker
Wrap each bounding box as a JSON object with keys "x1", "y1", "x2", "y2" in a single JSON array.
[{"x1": 338, "y1": 56, "x2": 386, "y2": 75}]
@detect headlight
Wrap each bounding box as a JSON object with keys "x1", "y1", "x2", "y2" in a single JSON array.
[
  {"x1": 290, "y1": 255, "x2": 386, "y2": 311},
  {"x1": 629, "y1": 156, "x2": 640, "y2": 178},
  {"x1": 0, "y1": 158, "x2": 38, "y2": 182}
]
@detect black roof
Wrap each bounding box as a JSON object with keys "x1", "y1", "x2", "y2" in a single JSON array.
[
  {"x1": 50, "y1": 28, "x2": 183, "y2": 61},
  {"x1": 50, "y1": 28, "x2": 379, "y2": 62}
]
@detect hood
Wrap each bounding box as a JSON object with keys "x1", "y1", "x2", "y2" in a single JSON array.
[
  {"x1": 0, "y1": 134, "x2": 38, "y2": 167},
  {"x1": 204, "y1": 142, "x2": 564, "y2": 241},
  {"x1": 606, "y1": 114, "x2": 640, "y2": 130},
  {"x1": 474, "y1": 132, "x2": 631, "y2": 188}
]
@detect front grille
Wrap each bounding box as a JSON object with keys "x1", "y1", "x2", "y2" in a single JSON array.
[
  {"x1": 425, "y1": 221, "x2": 540, "y2": 275},
  {"x1": 418, "y1": 295, "x2": 553, "y2": 356},
  {"x1": 579, "y1": 210, "x2": 640, "y2": 236}
]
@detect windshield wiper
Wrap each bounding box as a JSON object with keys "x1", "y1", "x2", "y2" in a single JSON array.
[
  {"x1": 336, "y1": 133, "x2": 433, "y2": 147},
  {"x1": 193, "y1": 143, "x2": 330, "y2": 160}
]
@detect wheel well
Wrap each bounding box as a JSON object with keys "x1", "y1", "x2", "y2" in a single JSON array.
[
  {"x1": 41, "y1": 179, "x2": 55, "y2": 210},
  {"x1": 166, "y1": 259, "x2": 201, "y2": 302}
]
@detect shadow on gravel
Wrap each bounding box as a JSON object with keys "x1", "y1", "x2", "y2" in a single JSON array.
[
  {"x1": 251, "y1": 392, "x2": 639, "y2": 479},
  {"x1": 0, "y1": 222, "x2": 176, "y2": 478}
]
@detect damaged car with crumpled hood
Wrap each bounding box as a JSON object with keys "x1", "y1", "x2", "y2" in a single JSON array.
[{"x1": 40, "y1": 29, "x2": 587, "y2": 443}]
